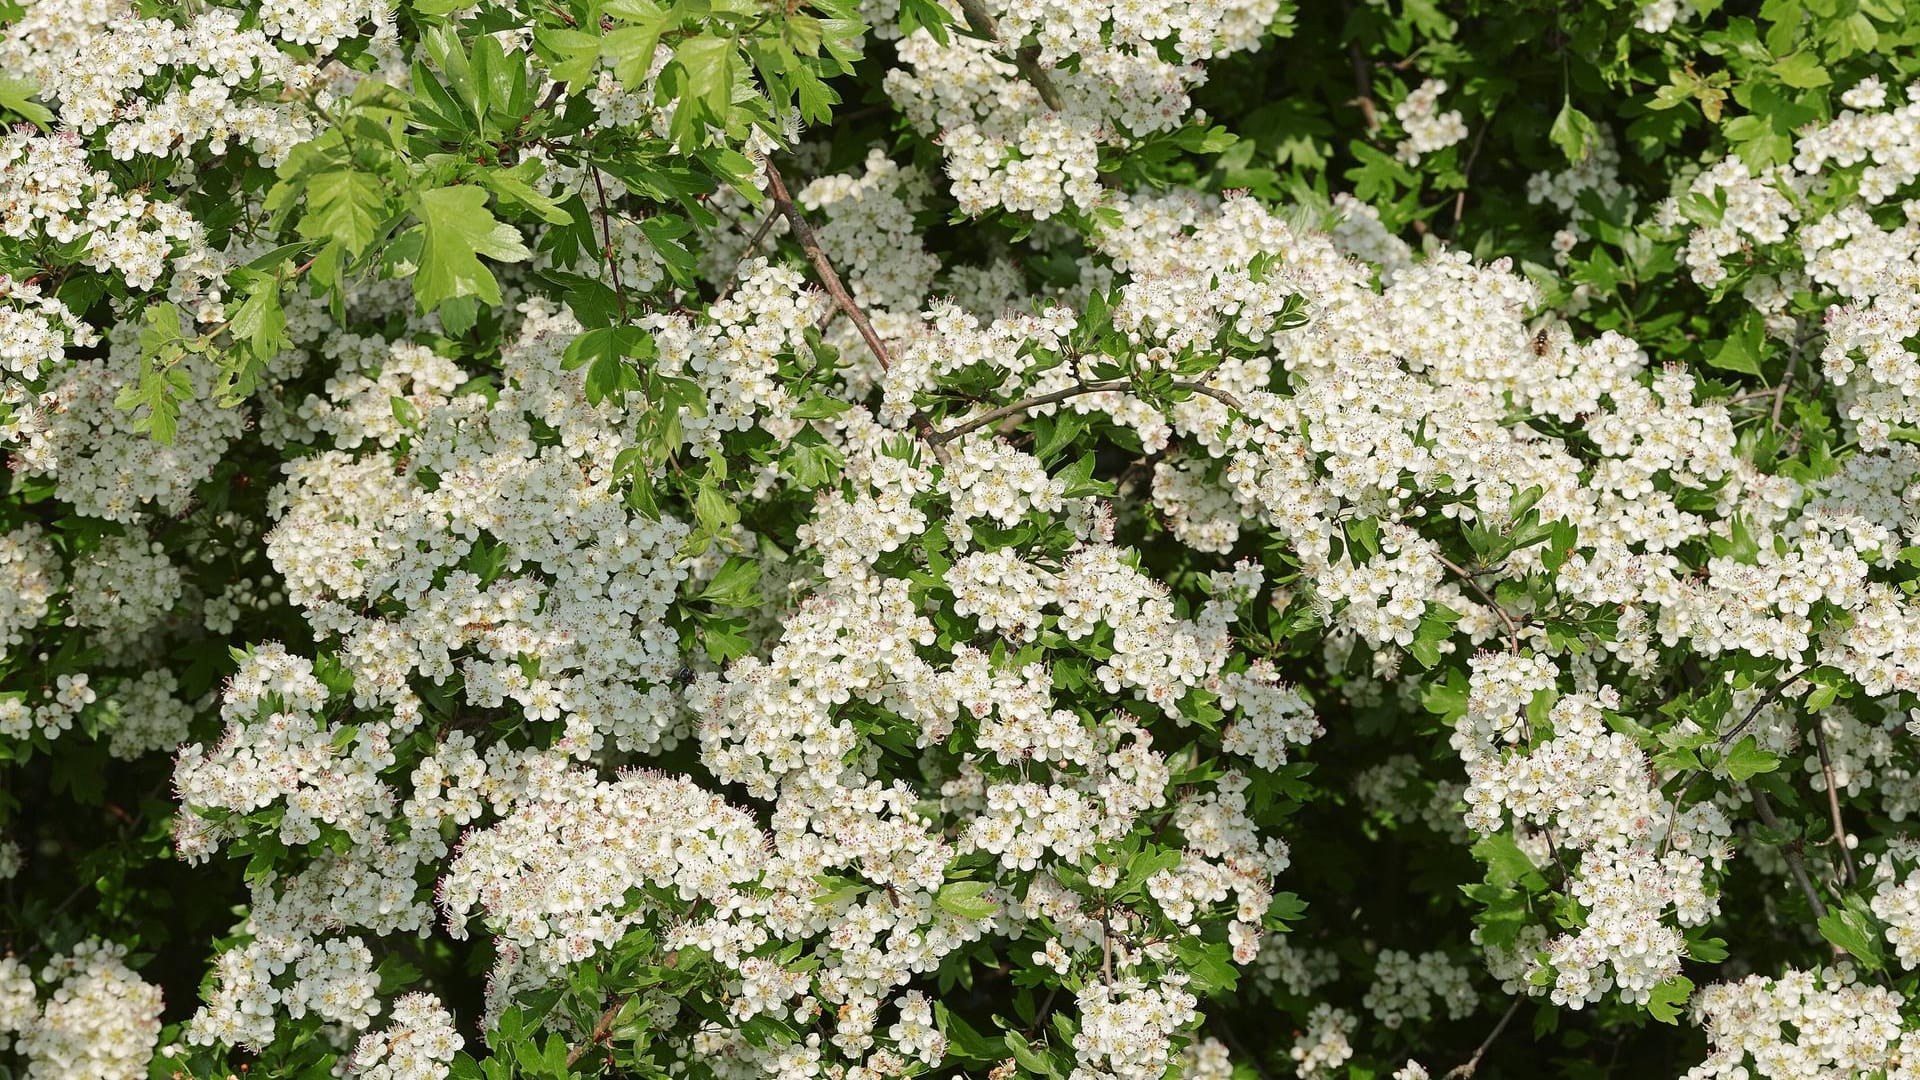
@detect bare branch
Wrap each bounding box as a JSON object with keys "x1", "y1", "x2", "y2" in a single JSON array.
[
  {"x1": 1748, "y1": 782, "x2": 1834, "y2": 928},
  {"x1": 1813, "y1": 720, "x2": 1859, "y2": 888},
  {"x1": 763, "y1": 161, "x2": 896, "y2": 374},
  {"x1": 953, "y1": 0, "x2": 1066, "y2": 111},
  {"x1": 1442, "y1": 998, "x2": 1521, "y2": 1080},
  {"x1": 566, "y1": 994, "x2": 628, "y2": 1068},
  {"x1": 1435, "y1": 555, "x2": 1523, "y2": 654},
  {"x1": 589, "y1": 167, "x2": 629, "y2": 319},
  {"x1": 929, "y1": 379, "x2": 1251, "y2": 446}
]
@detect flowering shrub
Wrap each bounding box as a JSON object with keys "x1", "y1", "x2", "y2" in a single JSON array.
[{"x1": 3, "y1": 0, "x2": 1920, "y2": 1078}]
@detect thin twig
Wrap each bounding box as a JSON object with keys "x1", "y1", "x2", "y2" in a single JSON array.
[
  {"x1": 1213, "y1": 1017, "x2": 1274, "y2": 1080},
  {"x1": 589, "y1": 167, "x2": 629, "y2": 318},
  {"x1": 1346, "y1": 37, "x2": 1379, "y2": 133},
  {"x1": 1812, "y1": 720, "x2": 1858, "y2": 888},
  {"x1": 954, "y1": 0, "x2": 1065, "y2": 111},
  {"x1": 763, "y1": 162, "x2": 893, "y2": 373},
  {"x1": 717, "y1": 211, "x2": 780, "y2": 300},
  {"x1": 1450, "y1": 120, "x2": 1492, "y2": 235},
  {"x1": 1748, "y1": 782, "x2": 1833, "y2": 926},
  {"x1": 1436, "y1": 555, "x2": 1522, "y2": 654},
  {"x1": 1770, "y1": 333, "x2": 1802, "y2": 431},
  {"x1": 929, "y1": 380, "x2": 1249, "y2": 445},
  {"x1": 1442, "y1": 998, "x2": 1521, "y2": 1080},
  {"x1": 1661, "y1": 668, "x2": 1807, "y2": 857},
  {"x1": 567, "y1": 995, "x2": 630, "y2": 1067}
]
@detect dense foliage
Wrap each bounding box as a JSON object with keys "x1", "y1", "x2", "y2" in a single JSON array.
[{"x1": 3, "y1": 0, "x2": 1920, "y2": 1077}]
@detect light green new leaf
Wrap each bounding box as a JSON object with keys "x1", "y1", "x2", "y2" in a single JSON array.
[
  {"x1": 675, "y1": 34, "x2": 737, "y2": 125},
  {"x1": 934, "y1": 880, "x2": 998, "y2": 920},
  {"x1": 114, "y1": 343, "x2": 193, "y2": 446},
  {"x1": 1720, "y1": 736, "x2": 1781, "y2": 782},
  {"x1": 300, "y1": 170, "x2": 386, "y2": 258},
  {"x1": 1646, "y1": 975, "x2": 1693, "y2": 1024},
  {"x1": 0, "y1": 76, "x2": 53, "y2": 128},
  {"x1": 1818, "y1": 897, "x2": 1887, "y2": 970},
  {"x1": 1550, "y1": 97, "x2": 1599, "y2": 164},
  {"x1": 604, "y1": 22, "x2": 669, "y2": 87},
  {"x1": 413, "y1": 186, "x2": 531, "y2": 313}
]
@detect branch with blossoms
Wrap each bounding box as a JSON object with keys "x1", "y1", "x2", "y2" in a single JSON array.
[{"x1": 7, "y1": 2, "x2": 1920, "y2": 1080}]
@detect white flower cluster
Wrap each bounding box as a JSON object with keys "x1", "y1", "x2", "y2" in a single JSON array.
[
  {"x1": 0, "y1": 941, "x2": 164, "y2": 1080},
  {"x1": 439, "y1": 767, "x2": 767, "y2": 978},
  {"x1": 1653, "y1": 80, "x2": 1920, "y2": 446},
  {"x1": 1684, "y1": 966, "x2": 1919, "y2": 1080},
  {"x1": 5, "y1": 320, "x2": 247, "y2": 522},
  {"x1": 1392, "y1": 80, "x2": 1467, "y2": 166},
  {"x1": 1361, "y1": 949, "x2": 1475, "y2": 1030},
  {"x1": 1072, "y1": 977, "x2": 1199, "y2": 1080},
  {"x1": 265, "y1": 299, "x2": 691, "y2": 756},
  {"x1": 1288, "y1": 1003, "x2": 1357, "y2": 1078},
  {"x1": 1869, "y1": 847, "x2": 1920, "y2": 970},
  {"x1": 346, "y1": 993, "x2": 464, "y2": 1080},
  {"x1": 66, "y1": 531, "x2": 183, "y2": 662},
  {"x1": 0, "y1": 524, "x2": 60, "y2": 659},
  {"x1": 884, "y1": 0, "x2": 1276, "y2": 219},
  {"x1": 1526, "y1": 131, "x2": 1629, "y2": 264}
]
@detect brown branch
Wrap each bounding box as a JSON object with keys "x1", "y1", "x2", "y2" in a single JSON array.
[
  {"x1": 953, "y1": 0, "x2": 1065, "y2": 111},
  {"x1": 1442, "y1": 998, "x2": 1521, "y2": 1080},
  {"x1": 1436, "y1": 555, "x2": 1522, "y2": 654},
  {"x1": 1661, "y1": 668, "x2": 1807, "y2": 857},
  {"x1": 1346, "y1": 39, "x2": 1379, "y2": 133},
  {"x1": 589, "y1": 167, "x2": 629, "y2": 318},
  {"x1": 1450, "y1": 119, "x2": 1492, "y2": 235},
  {"x1": 763, "y1": 162, "x2": 894, "y2": 373},
  {"x1": 1748, "y1": 782, "x2": 1834, "y2": 930},
  {"x1": 567, "y1": 995, "x2": 630, "y2": 1068},
  {"x1": 717, "y1": 211, "x2": 780, "y2": 301},
  {"x1": 1770, "y1": 332, "x2": 1803, "y2": 431},
  {"x1": 930, "y1": 380, "x2": 1129, "y2": 444},
  {"x1": 929, "y1": 380, "x2": 1249, "y2": 446},
  {"x1": 1812, "y1": 720, "x2": 1858, "y2": 888},
  {"x1": 1179, "y1": 382, "x2": 1251, "y2": 413}
]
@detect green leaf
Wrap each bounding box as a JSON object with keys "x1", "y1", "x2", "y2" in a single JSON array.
[
  {"x1": 1473, "y1": 833, "x2": 1545, "y2": 892},
  {"x1": 1684, "y1": 934, "x2": 1729, "y2": 963},
  {"x1": 698, "y1": 557, "x2": 761, "y2": 608},
  {"x1": 1769, "y1": 51, "x2": 1830, "y2": 88},
  {"x1": 228, "y1": 278, "x2": 288, "y2": 362},
  {"x1": 675, "y1": 35, "x2": 737, "y2": 127},
  {"x1": 481, "y1": 161, "x2": 573, "y2": 226},
  {"x1": 114, "y1": 363, "x2": 192, "y2": 445},
  {"x1": 1705, "y1": 311, "x2": 1764, "y2": 376},
  {"x1": 1173, "y1": 124, "x2": 1239, "y2": 154},
  {"x1": 413, "y1": 186, "x2": 531, "y2": 313},
  {"x1": 792, "y1": 397, "x2": 853, "y2": 420},
  {"x1": 934, "y1": 880, "x2": 999, "y2": 920},
  {"x1": 1549, "y1": 97, "x2": 1599, "y2": 163},
  {"x1": 603, "y1": 9, "x2": 669, "y2": 87},
  {"x1": 1720, "y1": 737, "x2": 1781, "y2": 782},
  {"x1": 1172, "y1": 936, "x2": 1240, "y2": 994},
  {"x1": 0, "y1": 76, "x2": 53, "y2": 127},
  {"x1": 1646, "y1": 975, "x2": 1692, "y2": 1024},
  {"x1": 537, "y1": 27, "x2": 603, "y2": 87},
  {"x1": 1003, "y1": 1032, "x2": 1060, "y2": 1079},
  {"x1": 300, "y1": 169, "x2": 385, "y2": 258},
  {"x1": 1818, "y1": 896, "x2": 1886, "y2": 970}
]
